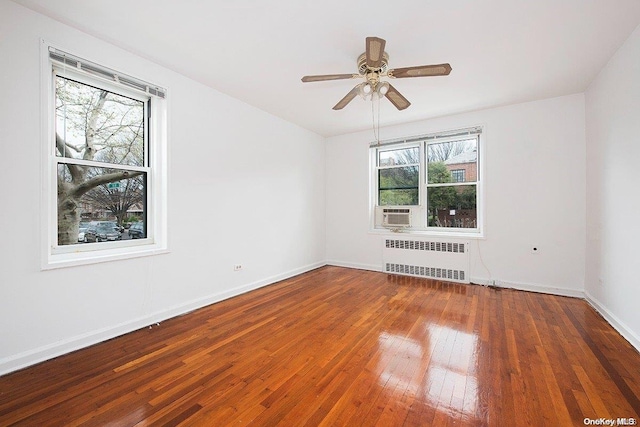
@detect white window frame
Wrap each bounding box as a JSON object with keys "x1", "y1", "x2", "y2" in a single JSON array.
[
  {"x1": 40, "y1": 40, "x2": 168, "y2": 269},
  {"x1": 369, "y1": 127, "x2": 484, "y2": 238}
]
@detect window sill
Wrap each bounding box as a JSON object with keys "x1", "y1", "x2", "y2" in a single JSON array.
[
  {"x1": 42, "y1": 241, "x2": 169, "y2": 270},
  {"x1": 369, "y1": 227, "x2": 484, "y2": 240}
]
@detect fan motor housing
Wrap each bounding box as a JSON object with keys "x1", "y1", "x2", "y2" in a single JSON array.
[{"x1": 357, "y1": 52, "x2": 389, "y2": 75}]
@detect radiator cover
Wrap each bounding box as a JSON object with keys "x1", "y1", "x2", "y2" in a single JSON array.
[{"x1": 382, "y1": 238, "x2": 470, "y2": 283}]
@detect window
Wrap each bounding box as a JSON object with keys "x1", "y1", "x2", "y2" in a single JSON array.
[
  {"x1": 426, "y1": 138, "x2": 478, "y2": 229},
  {"x1": 56, "y1": 76, "x2": 147, "y2": 245},
  {"x1": 42, "y1": 44, "x2": 168, "y2": 268},
  {"x1": 377, "y1": 147, "x2": 420, "y2": 205},
  {"x1": 450, "y1": 169, "x2": 465, "y2": 183},
  {"x1": 371, "y1": 127, "x2": 482, "y2": 235}
]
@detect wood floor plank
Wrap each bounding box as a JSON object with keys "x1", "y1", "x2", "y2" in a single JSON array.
[{"x1": 1, "y1": 266, "x2": 639, "y2": 426}]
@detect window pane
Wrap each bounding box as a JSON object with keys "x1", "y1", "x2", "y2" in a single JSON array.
[
  {"x1": 57, "y1": 164, "x2": 146, "y2": 245},
  {"x1": 379, "y1": 147, "x2": 419, "y2": 166},
  {"x1": 55, "y1": 76, "x2": 145, "y2": 167},
  {"x1": 427, "y1": 138, "x2": 477, "y2": 183},
  {"x1": 379, "y1": 189, "x2": 419, "y2": 206},
  {"x1": 379, "y1": 166, "x2": 419, "y2": 205},
  {"x1": 427, "y1": 184, "x2": 477, "y2": 228}
]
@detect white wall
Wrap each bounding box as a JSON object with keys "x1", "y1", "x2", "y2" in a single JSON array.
[
  {"x1": 585, "y1": 24, "x2": 640, "y2": 349},
  {"x1": 326, "y1": 94, "x2": 586, "y2": 296},
  {"x1": 0, "y1": 1, "x2": 325, "y2": 375}
]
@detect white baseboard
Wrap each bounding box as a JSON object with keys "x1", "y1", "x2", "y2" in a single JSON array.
[
  {"x1": 0, "y1": 261, "x2": 326, "y2": 376},
  {"x1": 470, "y1": 277, "x2": 585, "y2": 299},
  {"x1": 325, "y1": 260, "x2": 382, "y2": 272},
  {"x1": 584, "y1": 291, "x2": 640, "y2": 353}
]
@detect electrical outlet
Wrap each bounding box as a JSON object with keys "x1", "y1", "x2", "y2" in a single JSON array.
[{"x1": 234, "y1": 264, "x2": 242, "y2": 271}]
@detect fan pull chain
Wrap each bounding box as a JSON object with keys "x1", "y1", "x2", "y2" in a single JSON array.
[
  {"x1": 377, "y1": 96, "x2": 381, "y2": 141},
  {"x1": 371, "y1": 95, "x2": 381, "y2": 144}
]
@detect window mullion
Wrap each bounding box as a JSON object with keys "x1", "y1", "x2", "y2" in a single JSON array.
[
  {"x1": 426, "y1": 182, "x2": 477, "y2": 188},
  {"x1": 377, "y1": 163, "x2": 419, "y2": 170}
]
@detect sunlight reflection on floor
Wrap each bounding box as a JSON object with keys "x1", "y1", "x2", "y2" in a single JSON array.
[{"x1": 377, "y1": 324, "x2": 479, "y2": 422}]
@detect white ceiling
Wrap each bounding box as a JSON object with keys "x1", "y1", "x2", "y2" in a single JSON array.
[{"x1": 13, "y1": 0, "x2": 640, "y2": 137}]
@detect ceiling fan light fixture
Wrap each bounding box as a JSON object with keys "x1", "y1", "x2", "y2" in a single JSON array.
[
  {"x1": 378, "y1": 82, "x2": 389, "y2": 96},
  {"x1": 359, "y1": 82, "x2": 373, "y2": 100}
]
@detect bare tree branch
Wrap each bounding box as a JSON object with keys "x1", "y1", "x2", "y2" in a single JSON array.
[
  {"x1": 73, "y1": 170, "x2": 143, "y2": 199},
  {"x1": 56, "y1": 134, "x2": 85, "y2": 183},
  {"x1": 85, "y1": 90, "x2": 108, "y2": 154},
  {"x1": 55, "y1": 133, "x2": 73, "y2": 159}
]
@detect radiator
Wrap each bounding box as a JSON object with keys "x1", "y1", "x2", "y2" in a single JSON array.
[{"x1": 382, "y1": 237, "x2": 470, "y2": 283}]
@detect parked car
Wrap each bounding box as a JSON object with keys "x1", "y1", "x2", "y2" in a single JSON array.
[
  {"x1": 85, "y1": 222, "x2": 122, "y2": 242},
  {"x1": 100, "y1": 221, "x2": 123, "y2": 233},
  {"x1": 77, "y1": 221, "x2": 91, "y2": 243},
  {"x1": 128, "y1": 222, "x2": 145, "y2": 239}
]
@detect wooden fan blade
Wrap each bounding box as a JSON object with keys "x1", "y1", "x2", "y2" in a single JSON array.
[
  {"x1": 385, "y1": 84, "x2": 411, "y2": 110},
  {"x1": 333, "y1": 85, "x2": 360, "y2": 110},
  {"x1": 301, "y1": 74, "x2": 356, "y2": 83},
  {"x1": 388, "y1": 63, "x2": 452, "y2": 78},
  {"x1": 365, "y1": 37, "x2": 386, "y2": 69}
]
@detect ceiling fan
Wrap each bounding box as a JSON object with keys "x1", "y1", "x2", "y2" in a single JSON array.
[{"x1": 301, "y1": 36, "x2": 452, "y2": 111}]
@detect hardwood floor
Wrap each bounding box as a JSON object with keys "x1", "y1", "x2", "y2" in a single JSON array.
[{"x1": 1, "y1": 266, "x2": 639, "y2": 426}]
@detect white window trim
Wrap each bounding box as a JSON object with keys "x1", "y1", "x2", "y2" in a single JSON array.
[
  {"x1": 369, "y1": 126, "x2": 485, "y2": 238},
  {"x1": 40, "y1": 40, "x2": 169, "y2": 269}
]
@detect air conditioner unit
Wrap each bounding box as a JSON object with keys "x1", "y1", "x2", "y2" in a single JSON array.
[{"x1": 382, "y1": 208, "x2": 411, "y2": 227}]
